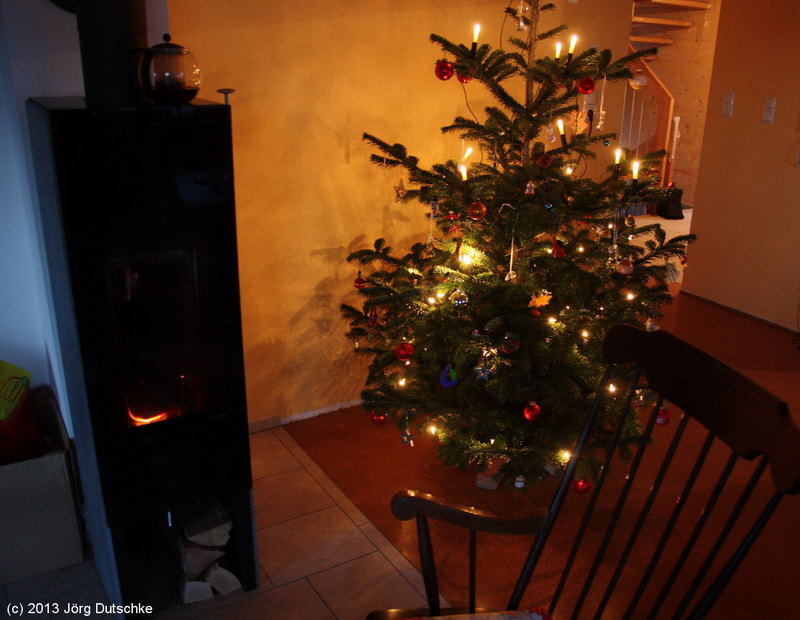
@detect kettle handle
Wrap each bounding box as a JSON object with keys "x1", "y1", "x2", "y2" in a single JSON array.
[{"x1": 131, "y1": 48, "x2": 153, "y2": 93}]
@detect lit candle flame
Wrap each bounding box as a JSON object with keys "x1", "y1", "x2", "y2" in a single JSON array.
[
  {"x1": 615, "y1": 148, "x2": 622, "y2": 164},
  {"x1": 458, "y1": 163, "x2": 468, "y2": 181},
  {"x1": 631, "y1": 160, "x2": 641, "y2": 180},
  {"x1": 556, "y1": 118, "x2": 565, "y2": 135},
  {"x1": 568, "y1": 34, "x2": 578, "y2": 54},
  {"x1": 555, "y1": 41, "x2": 562, "y2": 59},
  {"x1": 462, "y1": 146, "x2": 473, "y2": 161},
  {"x1": 473, "y1": 23, "x2": 481, "y2": 43}
]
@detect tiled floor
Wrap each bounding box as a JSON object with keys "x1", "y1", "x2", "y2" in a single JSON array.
[{"x1": 0, "y1": 427, "x2": 435, "y2": 620}]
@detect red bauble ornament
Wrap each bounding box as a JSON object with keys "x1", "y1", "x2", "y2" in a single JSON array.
[
  {"x1": 537, "y1": 153, "x2": 553, "y2": 168},
  {"x1": 434, "y1": 59, "x2": 455, "y2": 81},
  {"x1": 573, "y1": 478, "x2": 592, "y2": 494},
  {"x1": 354, "y1": 270, "x2": 368, "y2": 290},
  {"x1": 577, "y1": 76, "x2": 596, "y2": 95},
  {"x1": 656, "y1": 406, "x2": 670, "y2": 426},
  {"x1": 446, "y1": 210, "x2": 459, "y2": 220},
  {"x1": 369, "y1": 411, "x2": 387, "y2": 425},
  {"x1": 456, "y1": 72, "x2": 472, "y2": 84},
  {"x1": 551, "y1": 238, "x2": 567, "y2": 258},
  {"x1": 467, "y1": 201, "x2": 487, "y2": 220},
  {"x1": 395, "y1": 342, "x2": 415, "y2": 361},
  {"x1": 523, "y1": 401, "x2": 542, "y2": 422}
]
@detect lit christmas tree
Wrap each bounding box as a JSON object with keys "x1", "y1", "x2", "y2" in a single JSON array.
[{"x1": 341, "y1": 0, "x2": 694, "y2": 486}]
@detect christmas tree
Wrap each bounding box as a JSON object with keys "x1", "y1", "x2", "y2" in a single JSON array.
[{"x1": 341, "y1": 0, "x2": 694, "y2": 486}]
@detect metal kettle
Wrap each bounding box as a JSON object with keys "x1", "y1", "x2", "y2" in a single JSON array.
[{"x1": 134, "y1": 34, "x2": 201, "y2": 105}]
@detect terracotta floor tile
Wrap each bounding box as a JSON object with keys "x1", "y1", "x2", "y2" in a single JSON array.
[
  {"x1": 308, "y1": 551, "x2": 426, "y2": 620},
  {"x1": 253, "y1": 467, "x2": 335, "y2": 529},
  {"x1": 249, "y1": 431, "x2": 300, "y2": 480},
  {"x1": 197, "y1": 579, "x2": 334, "y2": 619},
  {"x1": 258, "y1": 506, "x2": 375, "y2": 585}
]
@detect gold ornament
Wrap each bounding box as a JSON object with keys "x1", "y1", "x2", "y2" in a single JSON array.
[{"x1": 529, "y1": 290, "x2": 553, "y2": 308}]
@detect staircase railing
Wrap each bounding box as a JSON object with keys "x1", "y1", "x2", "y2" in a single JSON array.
[{"x1": 622, "y1": 44, "x2": 675, "y2": 185}]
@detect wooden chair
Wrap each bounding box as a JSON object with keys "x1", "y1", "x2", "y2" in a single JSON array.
[{"x1": 367, "y1": 325, "x2": 800, "y2": 619}]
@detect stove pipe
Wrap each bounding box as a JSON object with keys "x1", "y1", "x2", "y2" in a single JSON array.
[{"x1": 68, "y1": 0, "x2": 149, "y2": 108}]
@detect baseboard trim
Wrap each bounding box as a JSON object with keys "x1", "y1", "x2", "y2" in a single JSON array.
[{"x1": 248, "y1": 399, "x2": 362, "y2": 434}]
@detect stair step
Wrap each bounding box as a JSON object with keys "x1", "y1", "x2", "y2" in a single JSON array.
[
  {"x1": 634, "y1": 0, "x2": 710, "y2": 9},
  {"x1": 630, "y1": 35, "x2": 674, "y2": 45},
  {"x1": 632, "y1": 16, "x2": 694, "y2": 27}
]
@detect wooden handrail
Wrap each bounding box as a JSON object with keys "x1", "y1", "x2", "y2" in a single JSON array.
[{"x1": 628, "y1": 44, "x2": 675, "y2": 185}]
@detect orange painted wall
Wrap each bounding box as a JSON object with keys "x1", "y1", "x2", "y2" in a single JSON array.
[
  {"x1": 684, "y1": 0, "x2": 800, "y2": 331},
  {"x1": 170, "y1": 0, "x2": 632, "y2": 424}
]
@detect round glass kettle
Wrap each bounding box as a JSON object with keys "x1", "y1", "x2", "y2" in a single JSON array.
[{"x1": 134, "y1": 34, "x2": 201, "y2": 105}]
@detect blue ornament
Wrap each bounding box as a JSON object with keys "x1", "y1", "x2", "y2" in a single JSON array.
[
  {"x1": 440, "y1": 364, "x2": 458, "y2": 388},
  {"x1": 545, "y1": 203, "x2": 554, "y2": 211},
  {"x1": 603, "y1": 139, "x2": 610, "y2": 146}
]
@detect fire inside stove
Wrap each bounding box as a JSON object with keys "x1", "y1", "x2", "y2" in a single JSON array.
[{"x1": 124, "y1": 376, "x2": 184, "y2": 428}]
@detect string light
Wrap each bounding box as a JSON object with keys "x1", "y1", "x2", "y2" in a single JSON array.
[
  {"x1": 564, "y1": 165, "x2": 574, "y2": 175},
  {"x1": 460, "y1": 252, "x2": 474, "y2": 265},
  {"x1": 626, "y1": 292, "x2": 636, "y2": 301},
  {"x1": 427, "y1": 296, "x2": 437, "y2": 304},
  {"x1": 462, "y1": 146, "x2": 473, "y2": 161},
  {"x1": 428, "y1": 425, "x2": 438, "y2": 435},
  {"x1": 558, "y1": 450, "x2": 572, "y2": 465},
  {"x1": 554, "y1": 41, "x2": 562, "y2": 59},
  {"x1": 458, "y1": 163, "x2": 468, "y2": 181},
  {"x1": 547, "y1": 316, "x2": 557, "y2": 325},
  {"x1": 577, "y1": 245, "x2": 584, "y2": 252},
  {"x1": 608, "y1": 383, "x2": 617, "y2": 393},
  {"x1": 398, "y1": 378, "x2": 407, "y2": 387},
  {"x1": 580, "y1": 330, "x2": 590, "y2": 339},
  {"x1": 614, "y1": 148, "x2": 622, "y2": 165},
  {"x1": 436, "y1": 291, "x2": 445, "y2": 299}
]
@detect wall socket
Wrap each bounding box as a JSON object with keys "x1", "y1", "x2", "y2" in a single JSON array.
[
  {"x1": 762, "y1": 97, "x2": 777, "y2": 123},
  {"x1": 721, "y1": 92, "x2": 735, "y2": 118}
]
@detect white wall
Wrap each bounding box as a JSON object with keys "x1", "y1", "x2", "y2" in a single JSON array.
[{"x1": 0, "y1": 0, "x2": 84, "y2": 434}]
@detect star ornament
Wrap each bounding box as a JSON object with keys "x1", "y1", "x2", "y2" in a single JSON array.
[
  {"x1": 394, "y1": 179, "x2": 407, "y2": 202},
  {"x1": 529, "y1": 290, "x2": 553, "y2": 308}
]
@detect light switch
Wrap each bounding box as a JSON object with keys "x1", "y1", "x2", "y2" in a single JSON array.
[
  {"x1": 762, "y1": 97, "x2": 777, "y2": 123},
  {"x1": 721, "y1": 92, "x2": 735, "y2": 118}
]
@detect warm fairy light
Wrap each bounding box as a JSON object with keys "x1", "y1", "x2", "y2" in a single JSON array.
[
  {"x1": 460, "y1": 252, "x2": 474, "y2": 265},
  {"x1": 462, "y1": 146, "x2": 473, "y2": 161},
  {"x1": 427, "y1": 296, "x2": 437, "y2": 304},
  {"x1": 458, "y1": 163, "x2": 468, "y2": 181},
  {"x1": 429, "y1": 425, "x2": 438, "y2": 435},
  {"x1": 580, "y1": 330, "x2": 590, "y2": 338},
  {"x1": 628, "y1": 235, "x2": 634, "y2": 241},
  {"x1": 405, "y1": 360, "x2": 411, "y2": 366},
  {"x1": 547, "y1": 316, "x2": 557, "y2": 325},
  {"x1": 577, "y1": 245, "x2": 584, "y2": 252},
  {"x1": 608, "y1": 383, "x2": 617, "y2": 393},
  {"x1": 436, "y1": 291, "x2": 445, "y2": 299},
  {"x1": 398, "y1": 378, "x2": 407, "y2": 387},
  {"x1": 608, "y1": 223, "x2": 614, "y2": 229},
  {"x1": 558, "y1": 450, "x2": 572, "y2": 465},
  {"x1": 554, "y1": 41, "x2": 562, "y2": 59},
  {"x1": 626, "y1": 292, "x2": 636, "y2": 300},
  {"x1": 490, "y1": 438, "x2": 496, "y2": 445},
  {"x1": 556, "y1": 118, "x2": 565, "y2": 135},
  {"x1": 473, "y1": 23, "x2": 481, "y2": 43},
  {"x1": 631, "y1": 160, "x2": 641, "y2": 180},
  {"x1": 568, "y1": 34, "x2": 578, "y2": 54},
  {"x1": 564, "y1": 165, "x2": 574, "y2": 175},
  {"x1": 546, "y1": 247, "x2": 554, "y2": 254},
  {"x1": 614, "y1": 148, "x2": 622, "y2": 164}
]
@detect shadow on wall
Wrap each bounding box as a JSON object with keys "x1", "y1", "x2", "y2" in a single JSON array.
[{"x1": 246, "y1": 229, "x2": 422, "y2": 422}]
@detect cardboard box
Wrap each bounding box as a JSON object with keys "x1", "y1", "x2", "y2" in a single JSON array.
[{"x1": 0, "y1": 387, "x2": 83, "y2": 584}]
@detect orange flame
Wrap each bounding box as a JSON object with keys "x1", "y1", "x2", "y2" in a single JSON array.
[{"x1": 127, "y1": 407, "x2": 169, "y2": 426}]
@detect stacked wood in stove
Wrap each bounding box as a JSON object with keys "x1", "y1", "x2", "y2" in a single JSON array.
[{"x1": 178, "y1": 503, "x2": 242, "y2": 603}]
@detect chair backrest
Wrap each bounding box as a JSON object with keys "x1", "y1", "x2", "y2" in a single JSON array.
[
  {"x1": 387, "y1": 326, "x2": 800, "y2": 619},
  {"x1": 507, "y1": 324, "x2": 800, "y2": 619}
]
